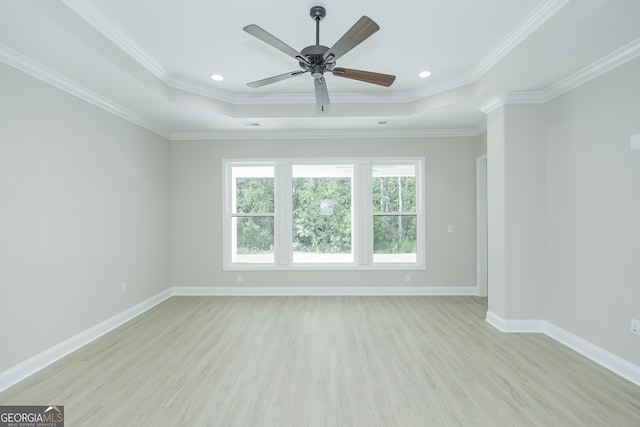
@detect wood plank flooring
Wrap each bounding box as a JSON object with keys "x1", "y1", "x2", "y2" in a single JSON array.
[{"x1": 1, "y1": 296, "x2": 639, "y2": 426}]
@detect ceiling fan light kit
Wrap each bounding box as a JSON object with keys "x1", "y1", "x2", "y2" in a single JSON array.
[{"x1": 244, "y1": 6, "x2": 395, "y2": 112}]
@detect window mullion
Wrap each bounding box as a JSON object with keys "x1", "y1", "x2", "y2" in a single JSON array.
[
  {"x1": 417, "y1": 160, "x2": 425, "y2": 267},
  {"x1": 358, "y1": 162, "x2": 372, "y2": 266},
  {"x1": 275, "y1": 161, "x2": 291, "y2": 266}
]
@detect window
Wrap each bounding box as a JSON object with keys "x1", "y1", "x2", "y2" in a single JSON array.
[
  {"x1": 292, "y1": 164, "x2": 354, "y2": 263},
  {"x1": 229, "y1": 165, "x2": 274, "y2": 263},
  {"x1": 223, "y1": 158, "x2": 424, "y2": 270},
  {"x1": 372, "y1": 164, "x2": 417, "y2": 263}
]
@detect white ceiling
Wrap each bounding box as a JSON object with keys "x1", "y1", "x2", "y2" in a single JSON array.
[{"x1": 1, "y1": 0, "x2": 639, "y2": 139}]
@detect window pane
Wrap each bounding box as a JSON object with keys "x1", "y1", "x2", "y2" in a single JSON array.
[
  {"x1": 372, "y1": 164, "x2": 416, "y2": 213},
  {"x1": 292, "y1": 164, "x2": 353, "y2": 263},
  {"x1": 232, "y1": 217, "x2": 274, "y2": 263},
  {"x1": 373, "y1": 215, "x2": 417, "y2": 263},
  {"x1": 372, "y1": 164, "x2": 418, "y2": 264},
  {"x1": 232, "y1": 166, "x2": 274, "y2": 214}
]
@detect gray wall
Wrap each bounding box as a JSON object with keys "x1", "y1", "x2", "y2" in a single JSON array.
[
  {"x1": 0, "y1": 63, "x2": 171, "y2": 372},
  {"x1": 171, "y1": 137, "x2": 479, "y2": 289},
  {"x1": 544, "y1": 57, "x2": 640, "y2": 365},
  {"x1": 503, "y1": 104, "x2": 546, "y2": 320},
  {"x1": 4, "y1": 49, "x2": 638, "y2": 378}
]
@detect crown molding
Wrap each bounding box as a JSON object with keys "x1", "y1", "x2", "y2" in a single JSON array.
[
  {"x1": 233, "y1": 90, "x2": 411, "y2": 105},
  {"x1": 165, "y1": 75, "x2": 237, "y2": 104},
  {"x1": 472, "y1": 0, "x2": 570, "y2": 78},
  {"x1": 0, "y1": 43, "x2": 171, "y2": 139},
  {"x1": 542, "y1": 36, "x2": 640, "y2": 102},
  {"x1": 473, "y1": 123, "x2": 488, "y2": 136},
  {"x1": 170, "y1": 127, "x2": 481, "y2": 141},
  {"x1": 502, "y1": 91, "x2": 547, "y2": 104},
  {"x1": 499, "y1": 36, "x2": 640, "y2": 106},
  {"x1": 478, "y1": 96, "x2": 504, "y2": 115},
  {"x1": 406, "y1": 74, "x2": 476, "y2": 103},
  {"x1": 60, "y1": 0, "x2": 167, "y2": 80}
]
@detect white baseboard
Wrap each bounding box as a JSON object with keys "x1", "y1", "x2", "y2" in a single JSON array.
[
  {"x1": 0, "y1": 288, "x2": 172, "y2": 393},
  {"x1": 485, "y1": 311, "x2": 640, "y2": 387},
  {"x1": 172, "y1": 285, "x2": 479, "y2": 296},
  {"x1": 544, "y1": 322, "x2": 640, "y2": 387},
  {"x1": 485, "y1": 311, "x2": 546, "y2": 333}
]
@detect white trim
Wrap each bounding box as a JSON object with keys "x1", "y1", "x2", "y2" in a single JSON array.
[
  {"x1": 501, "y1": 91, "x2": 547, "y2": 104},
  {"x1": 502, "y1": 37, "x2": 640, "y2": 106},
  {"x1": 234, "y1": 91, "x2": 411, "y2": 105},
  {"x1": 485, "y1": 311, "x2": 546, "y2": 333},
  {"x1": 485, "y1": 310, "x2": 507, "y2": 331},
  {"x1": 472, "y1": 0, "x2": 570, "y2": 77},
  {"x1": 545, "y1": 322, "x2": 640, "y2": 387},
  {"x1": 165, "y1": 75, "x2": 237, "y2": 104},
  {"x1": 476, "y1": 155, "x2": 488, "y2": 297},
  {"x1": 170, "y1": 128, "x2": 481, "y2": 141},
  {"x1": 0, "y1": 43, "x2": 171, "y2": 139},
  {"x1": 478, "y1": 96, "x2": 503, "y2": 115},
  {"x1": 543, "y1": 36, "x2": 640, "y2": 102},
  {"x1": 0, "y1": 289, "x2": 172, "y2": 393},
  {"x1": 485, "y1": 311, "x2": 640, "y2": 387},
  {"x1": 172, "y1": 286, "x2": 478, "y2": 297},
  {"x1": 60, "y1": 0, "x2": 167, "y2": 81}
]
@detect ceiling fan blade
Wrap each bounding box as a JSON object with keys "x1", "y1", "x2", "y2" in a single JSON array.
[
  {"x1": 244, "y1": 24, "x2": 310, "y2": 65},
  {"x1": 314, "y1": 77, "x2": 330, "y2": 111},
  {"x1": 332, "y1": 67, "x2": 395, "y2": 87},
  {"x1": 323, "y1": 16, "x2": 380, "y2": 62},
  {"x1": 247, "y1": 70, "x2": 307, "y2": 88}
]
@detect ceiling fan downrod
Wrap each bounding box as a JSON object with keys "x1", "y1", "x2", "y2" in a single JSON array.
[{"x1": 310, "y1": 6, "x2": 325, "y2": 46}]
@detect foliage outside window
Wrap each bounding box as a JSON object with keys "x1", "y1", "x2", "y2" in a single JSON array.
[
  {"x1": 230, "y1": 165, "x2": 274, "y2": 263},
  {"x1": 224, "y1": 158, "x2": 424, "y2": 270},
  {"x1": 292, "y1": 164, "x2": 354, "y2": 263},
  {"x1": 372, "y1": 164, "x2": 417, "y2": 263}
]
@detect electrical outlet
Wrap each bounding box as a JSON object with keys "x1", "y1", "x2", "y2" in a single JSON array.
[
  {"x1": 404, "y1": 274, "x2": 411, "y2": 283},
  {"x1": 631, "y1": 319, "x2": 640, "y2": 337},
  {"x1": 120, "y1": 282, "x2": 127, "y2": 294},
  {"x1": 237, "y1": 274, "x2": 243, "y2": 284}
]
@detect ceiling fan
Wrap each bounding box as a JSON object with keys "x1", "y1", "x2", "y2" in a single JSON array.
[{"x1": 243, "y1": 6, "x2": 395, "y2": 111}]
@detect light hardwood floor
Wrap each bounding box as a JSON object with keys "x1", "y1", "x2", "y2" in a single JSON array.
[{"x1": 1, "y1": 296, "x2": 639, "y2": 426}]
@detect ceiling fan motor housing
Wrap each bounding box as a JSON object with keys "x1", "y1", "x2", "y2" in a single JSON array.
[{"x1": 299, "y1": 45, "x2": 335, "y2": 77}]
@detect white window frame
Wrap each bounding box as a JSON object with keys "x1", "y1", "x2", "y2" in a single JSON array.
[{"x1": 223, "y1": 157, "x2": 425, "y2": 271}]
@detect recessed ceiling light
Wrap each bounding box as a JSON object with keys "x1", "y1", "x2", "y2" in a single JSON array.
[
  {"x1": 210, "y1": 74, "x2": 224, "y2": 81},
  {"x1": 418, "y1": 70, "x2": 432, "y2": 79}
]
